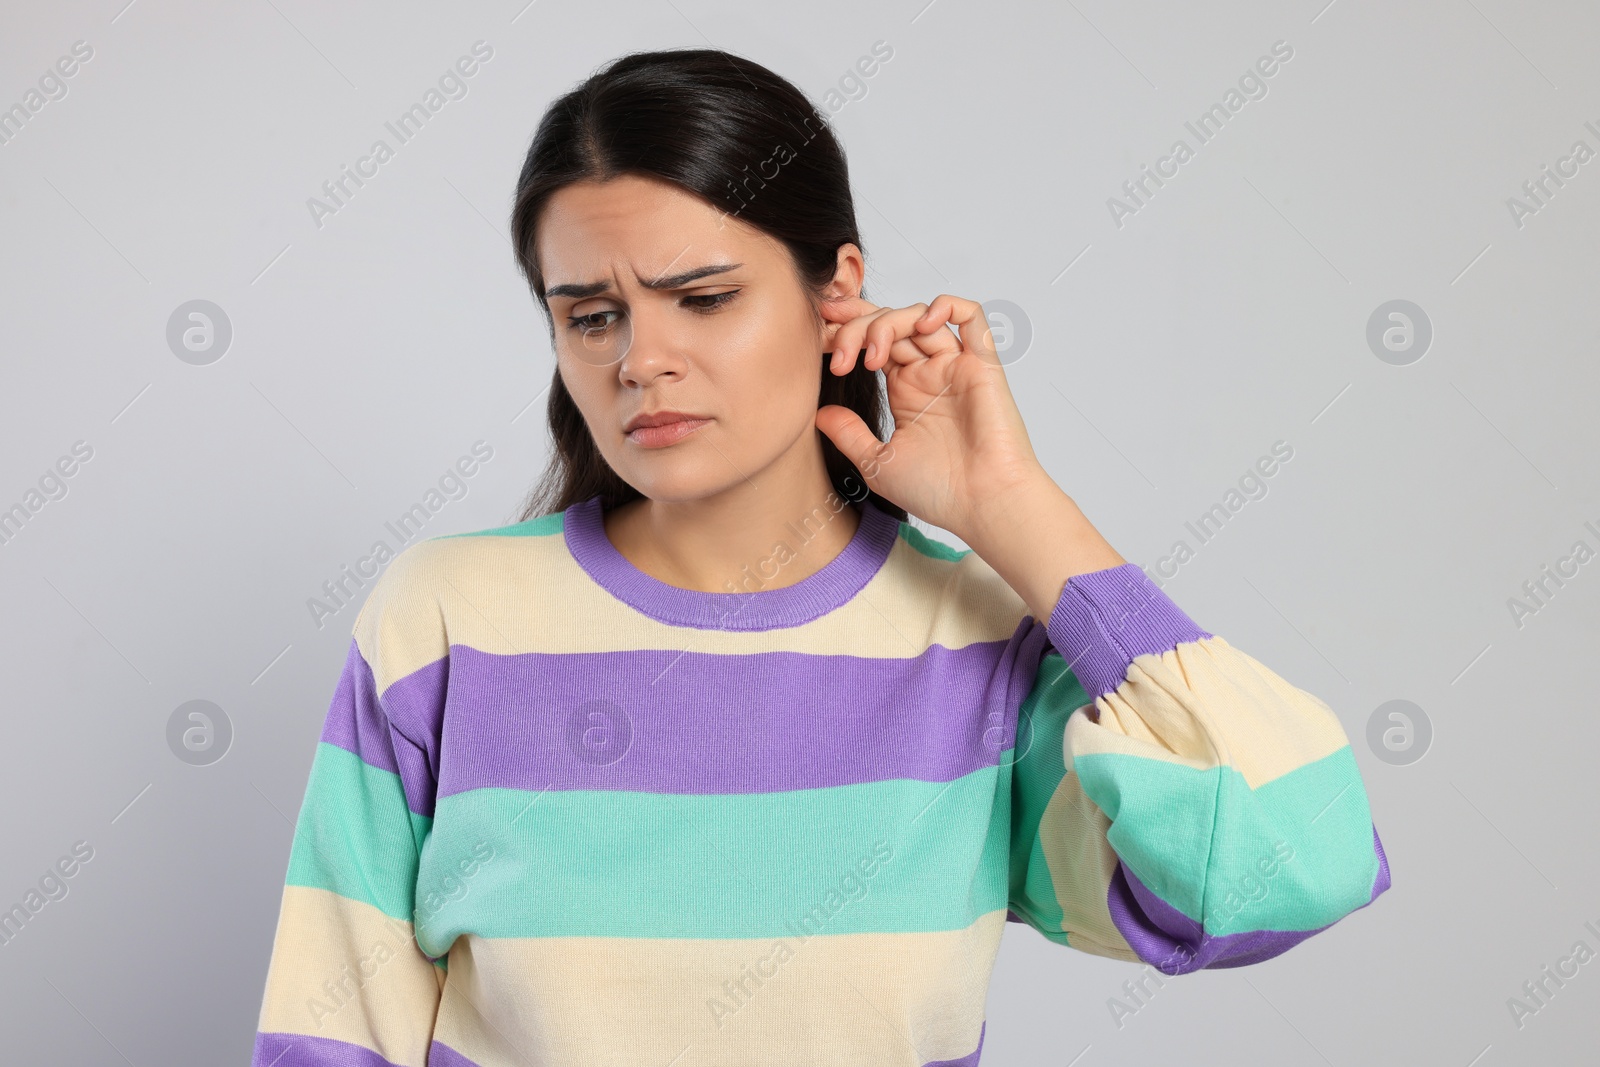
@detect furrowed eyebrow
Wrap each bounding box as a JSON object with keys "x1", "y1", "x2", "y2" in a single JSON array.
[{"x1": 543, "y1": 262, "x2": 743, "y2": 301}]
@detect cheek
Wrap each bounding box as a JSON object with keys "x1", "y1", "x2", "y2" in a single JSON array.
[
  {"x1": 560, "y1": 364, "x2": 623, "y2": 448},
  {"x1": 721, "y1": 340, "x2": 820, "y2": 438},
  {"x1": 727, "y1": 302, "x2": 821, "y2": 401},
  {"x1": 560, "y1": 362, "x2": 600, "y2": 408}
]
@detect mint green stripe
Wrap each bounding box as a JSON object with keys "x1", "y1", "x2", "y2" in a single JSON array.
[
  {"x1": 1005, "y1": 651, "x2": 1084, "y2": 939},
  {"x1": 286, "y1": 743, "x2": 431, "y2": 920},
  {"x1": 1075, "y1": 746, "x2": 1378, "y2": 934},
  {"x1": 435, "y1": 511, "x2": 564, "y2": 539},
  {"x1": 896, "y1": 522, "x2": 970, "y2": 561},
  {"x1": 411, "y1": 771, "x2": 1010, "y2": 952}
]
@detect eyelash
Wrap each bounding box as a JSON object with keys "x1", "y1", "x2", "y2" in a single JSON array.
[{"x1": 566, "y1": 290, "x2": 739, "y2": 332}]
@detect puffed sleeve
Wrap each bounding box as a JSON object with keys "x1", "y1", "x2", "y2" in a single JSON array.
[
  {"x1": 1006, "y1": 563, "x2": 1390, "y2": 974},
  {"x1": 252, "y1": 549, "x2": 448, "y2": 1065}
]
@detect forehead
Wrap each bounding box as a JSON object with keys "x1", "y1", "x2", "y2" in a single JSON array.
[{"x1": 536, "y1": 174, "x2": 780, "y2": 282}]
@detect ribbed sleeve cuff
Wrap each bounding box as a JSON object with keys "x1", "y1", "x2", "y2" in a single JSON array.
[{"x1": 1044, "y1": 563, "x2": 1212, "y2": 699}]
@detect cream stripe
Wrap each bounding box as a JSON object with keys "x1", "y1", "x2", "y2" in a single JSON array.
[
  {"x1": 257, "y1": 886, "x2": 441, "y2": 1065},
  {"x1": 353, "y1": 530, "x2": 1031, "y2": 693},
  {"x1": 429, "y1": 913, "x2": 1005, "y2": 1067},
  {"x1": 1038, "y1": 770, "x2": 1139, "y2": 962},
  {"x1": 1065, "y1": 635, "x2": 1353, "y2": 789}
]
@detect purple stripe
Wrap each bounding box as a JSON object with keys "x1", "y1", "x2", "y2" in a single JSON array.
[
  {"x1": 563, "y1": 492, "x2": 900, "y2": 631},
  {"x1": 1045, "y1": 563, "x2": 1212, "y2": 699},
  {"x1": 427, "y1": 1041, "x2": 483, "y2": 1066},
  {"x1": 319, "y1": 639, "x2": 399, "y2": 775},
  {"x1": 390, "y1": 734, "x2": 437, "y2": 817},
  {"x1": 923, "y1": 1020, "x2": 984, "y2": 1066},
  {"x1": 252, "y1": 1032, "x2": 420, "y2": 1067},
  {"x1": 1371, "y1": 822, "x2": 1393, "y2": 898},
  {"x1": 318, "y1": 637, "x2": 440, "y2": 817},
  {"x1": 379, "y1": 655, "x2": 447, "y2": 817},
  {"x1": 429, "y1": 624, "x2": 1048, "y2": 799},
  {"x1": 260, "y1": 1027, "x2": 972, "y2": 1067},
  {"x1": 378, "y1": 655, "x2": 448, "y2": 756},
  {"x1": 1104, "y1": 824, "x2": 1392, "y2": 975}
]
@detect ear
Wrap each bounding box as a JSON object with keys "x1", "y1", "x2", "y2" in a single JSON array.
[
  {"x1": 816, "y1": 243, "x2": 865, "y2": 348},
  {"x1": 821, "y1": 242, "x2": 865, "y2": 302}
]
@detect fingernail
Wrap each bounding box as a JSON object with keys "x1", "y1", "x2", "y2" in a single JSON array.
[{"x1": 864, "y1": 341, "x2": 876, "y2": 365}]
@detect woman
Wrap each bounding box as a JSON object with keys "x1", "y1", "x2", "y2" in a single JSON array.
[{"x1": 252, "y1": 48, "x2": 1389, "y2": 1066}]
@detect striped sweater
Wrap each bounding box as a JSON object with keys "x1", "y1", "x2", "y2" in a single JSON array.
[{"x1": 253, "y1": 491, "x2": 1391, "y2": 1066}]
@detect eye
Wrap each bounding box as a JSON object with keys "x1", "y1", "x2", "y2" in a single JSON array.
[
  {"x1": 683, "y1": 289, "x2": 739, "y2": 313},
  {"x1": 567, "y1": 309, "x2": 620, "y2": 334},
  {"x1": 564, "y1": 290, "x2": 738, "y2": 334}
]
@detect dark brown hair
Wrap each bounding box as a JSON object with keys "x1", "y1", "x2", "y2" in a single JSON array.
[{"x1": 507, "y1": 47, "x2": 905, "y2": 523}]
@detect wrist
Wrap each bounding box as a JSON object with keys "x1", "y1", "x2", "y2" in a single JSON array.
[
  {"x1": 960, "y1": 467, "x2": 1063, "y2": 549},
  {"x1": 960, "y1": 473, "x2": 1128, "y2": 623}
]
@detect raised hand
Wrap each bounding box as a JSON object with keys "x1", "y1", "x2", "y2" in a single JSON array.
[{"x1": 815, "y1": 293, "x2": 1047, "y2": 539}]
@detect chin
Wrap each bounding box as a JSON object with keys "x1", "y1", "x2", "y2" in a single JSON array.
[{"x1": 612, "y1": 465, "x2": 737, "y2": 506}]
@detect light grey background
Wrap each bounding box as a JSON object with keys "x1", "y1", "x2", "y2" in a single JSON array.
[{"x1": 2, "y1": 0, "x2": 1596, "y2": 1063}]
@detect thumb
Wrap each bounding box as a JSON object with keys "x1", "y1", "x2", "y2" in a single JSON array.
[{"x1": 815, "y1": 404, "x2": 889, "y2": 489}]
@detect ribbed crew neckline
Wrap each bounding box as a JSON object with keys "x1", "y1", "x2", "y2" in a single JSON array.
[{"x1": 563, "y1": 493, "x2": 900, "y2": 631}]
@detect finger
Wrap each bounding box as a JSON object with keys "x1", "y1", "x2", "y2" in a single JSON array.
[
  {"x1": 820, "y1": 297, "x2": 879, "y2": 373},
  {"x1": 882, "y1": 334, "x2": 937, "y2": 368},
  {"x1": 819, "y1": 294, "x2": 881, "y2": 321},
  {"x1": 829, "y1": 305, "x2": 897, "y2": 376},
  {"x1": 876, "y1": 305, "x2": 961, "y2": 364},
  {"x1": 828, "y1": 299, "x2": 960, "y2": 375},
  {"x1": 814, "y1": 404, "x2": 889, "y2": 490},
  {"x1": 859, "y1": 303, "x2": 932, "y2": 370},
  {"x1": 866, "y1": 301, "x2": 970, "y2": 368},
  {"x1": 916, "y1": 323, "x2": 963, "y2": 360},
  {"x1": 917, "y1": 294, "x2": 1000, "y2": 365}
]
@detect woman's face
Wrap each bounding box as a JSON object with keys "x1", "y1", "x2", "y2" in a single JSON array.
[{"x1": 536, "y1": 173, "x2": 855, "y2": 504}]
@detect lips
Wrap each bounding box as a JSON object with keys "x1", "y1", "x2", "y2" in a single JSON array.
[
  {"x1": 623, "y1": 410, "x2": 712, "y2": 448},
  {"x1": 623, "y1": 410, "x2": 710, "y2": 434}
]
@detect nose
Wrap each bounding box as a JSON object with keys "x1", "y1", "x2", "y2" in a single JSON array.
[{"x1": 615, "y1": 302, "x2": 688, "y2": 387}]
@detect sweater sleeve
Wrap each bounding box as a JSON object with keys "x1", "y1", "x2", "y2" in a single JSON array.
[
  {"x1": 252, "y1": 563, "x2": 446, "y2": 1065},
  {"x1": 1005, "y1": 563, "x2": 1391, "y2": 974}
]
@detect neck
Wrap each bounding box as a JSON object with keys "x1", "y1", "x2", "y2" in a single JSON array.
[{"x1": 603, "y1": 451, "x2": 863, "y2": 596}]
